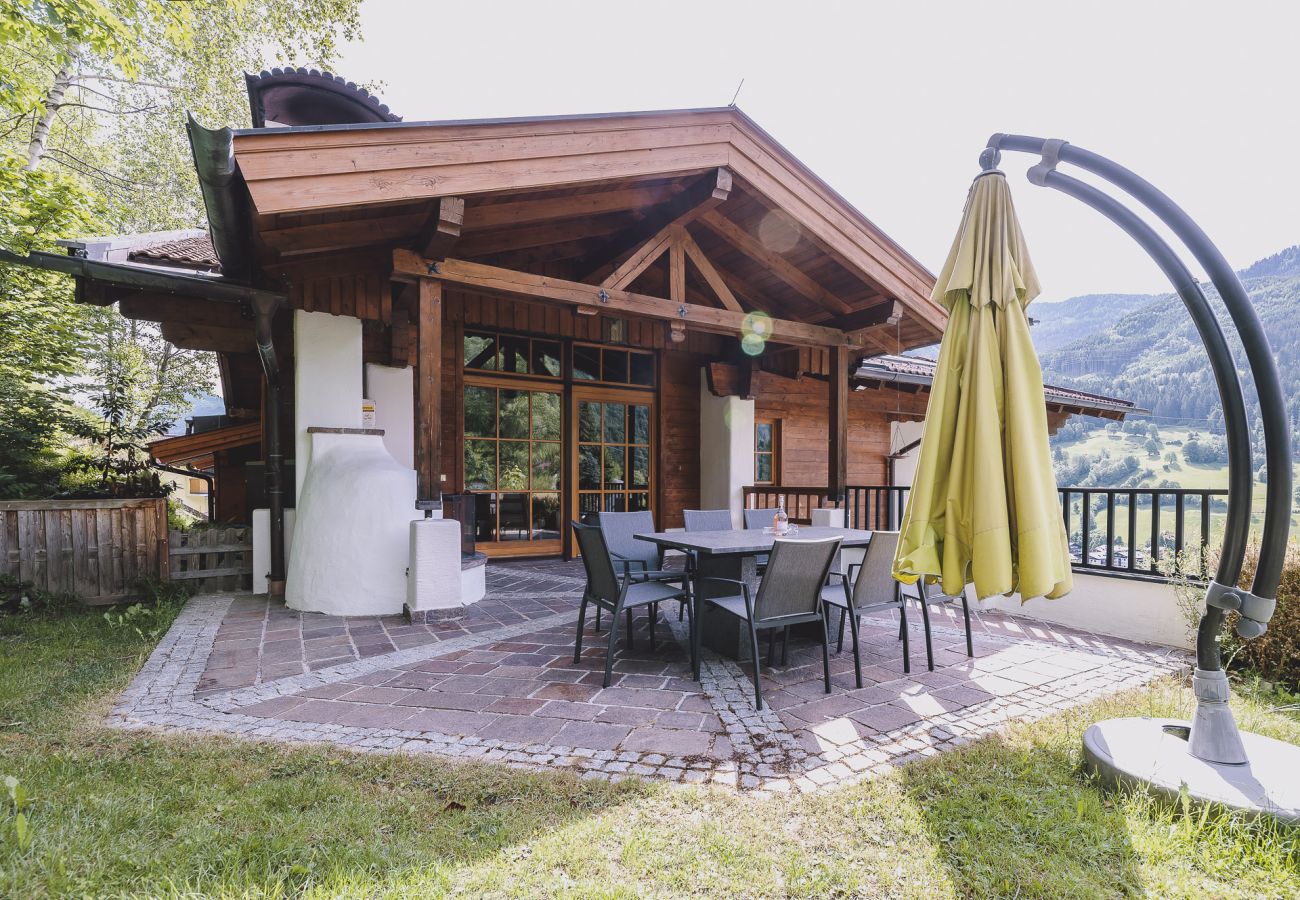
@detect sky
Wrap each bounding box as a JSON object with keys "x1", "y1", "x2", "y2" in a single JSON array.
[{"x1": 336, "y1": 0, "x2": 1298, "y2": 303}]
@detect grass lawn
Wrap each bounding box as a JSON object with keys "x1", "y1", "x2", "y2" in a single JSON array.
[{"x1": 1, "y1": 607, "x2": 1298, "y2": 898}]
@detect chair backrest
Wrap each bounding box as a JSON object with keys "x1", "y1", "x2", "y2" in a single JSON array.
[
  {"x1": 851, "y1": 531, "x2": 900, "y2": 606},
  {"x1": 597, "y1": 510, "x2": 660, "y2": 569},
  {"x1": 753, "y1": 537, "x2": 841, "y2": 621},
  {"x1": 683, "y1": 509, "x2": 734, "y2": 531},
  {"x1": 743, "y1": 507, "x2": 778, "y2": 530},
  {"x1": 572, "y1": 521, "x2": 621, "y2": 604}
]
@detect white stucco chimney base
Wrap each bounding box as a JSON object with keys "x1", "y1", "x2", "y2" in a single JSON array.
[{"x1": 285, "y1": 429, "x2": 419, "y2": 616}]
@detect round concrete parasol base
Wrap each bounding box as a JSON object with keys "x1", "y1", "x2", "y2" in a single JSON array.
[{"x1": 1083, "y1": 717, "x2": 1300, "y2": 825}]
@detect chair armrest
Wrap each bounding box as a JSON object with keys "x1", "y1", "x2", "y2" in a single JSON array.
[{"x1": 694, "y1": 576, "x2": 751, "y2": 598}]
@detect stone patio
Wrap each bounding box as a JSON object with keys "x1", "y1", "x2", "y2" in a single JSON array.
[{"x1": 110, "y1": 559, "x2": 1186, "y2": 792}]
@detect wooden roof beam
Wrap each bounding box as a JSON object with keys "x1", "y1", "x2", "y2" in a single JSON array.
[
  {"x1": 585, "y1": 167, "x2": 732, "y2": 283},
  {"x1": 465, "y1": 183, "x2": 686, "y2": 230},
  {"x1": 458, "y1": 213, "x2": 632, "y2": 257},
  {"x1": 695, "y1": 210, "x2": 854, "y2": 317},
  {"x1": 413, "y1": 196, "x2": 465, "y2": 260},
  {"x1": 839, "y1": 300, "x2": 903, "y2": 354},
  {"x1": 395, "y1": 248, "x2": 848, "y2": 348},
  {"x1": 677, "y1": 226, "x2": 742, "y2": 312}
]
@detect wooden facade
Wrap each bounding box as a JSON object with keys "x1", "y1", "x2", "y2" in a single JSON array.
[{"x1": 36, "y1": 94, "x2": 1131, "y2": 555}]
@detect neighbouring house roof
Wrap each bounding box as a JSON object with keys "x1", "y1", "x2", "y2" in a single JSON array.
[
  {"x1": 127, "y1": 234, "x2": 220, "y2": 271},
  {"x1": 853, "y1": 354, "x2": 1138, "y2": 421},
  {"x1": 149, "y1": 420, "x2": 261, "y2": 466}
]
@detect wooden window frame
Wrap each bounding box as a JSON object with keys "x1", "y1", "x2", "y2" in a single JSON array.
[{"x1": 754, "y1": 418, "x2": 780, "y2": 485}]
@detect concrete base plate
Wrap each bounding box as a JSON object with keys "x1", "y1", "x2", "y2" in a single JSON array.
[{"x1": 1083, "y1": 717, "x2": 1300, "y2": 825}]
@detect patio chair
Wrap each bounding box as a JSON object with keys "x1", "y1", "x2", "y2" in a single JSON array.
[
  {"x1": 692, "y1": 536, "x2": 841, "y2": 710},
  {"x1": 683, "y1": 508, "x2": 734, "y2": 531},
  {"x1": 911, "y1": 581, "x2": 974, "y2": 671},
  {"x1": 596, "y1": 510, "x2": 689, "y2": 629},
  {"x1": 572, "y1": 522, "x2": 693, "y2": 687},
  {"x1": 821, "y1": 530, "x2": 909, "y2": 687}
]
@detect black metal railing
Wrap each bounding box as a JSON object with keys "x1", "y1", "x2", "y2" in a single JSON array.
[
  {"x1": 1059, "y1": 487, "x2": 1227, "y2": 579},
  {"x1": 440, "y1": 492, "x2": 477, "y2": 558},
  {"x1": 743, "y1": 484, "x2": 1230, "y2": 580}
]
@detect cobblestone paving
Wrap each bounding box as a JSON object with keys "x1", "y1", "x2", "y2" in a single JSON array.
[{"x1": 110, "y1": 560, "x2": 1187, "y2": 792}]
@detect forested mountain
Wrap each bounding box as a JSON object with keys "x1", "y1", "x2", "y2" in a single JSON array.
[
  {"x1": 1028, "y1": 293, "x2": 1154, "y2": 351},
  {"x1": 1037, "y1": 245, "x2": 1300, "y2": 460}
]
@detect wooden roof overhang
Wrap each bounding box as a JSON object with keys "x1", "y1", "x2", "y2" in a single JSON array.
[
  {"x1": 149, "y1": 420, "x2": 261, "y2": 465},
  {"x1": 230, "y1": 107, "x2": 947, "y2": 353}
]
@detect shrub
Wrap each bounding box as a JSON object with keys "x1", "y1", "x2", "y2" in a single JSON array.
[
  {"x1": 1170, "y1": 538, "x2": 1300, "y2": 689},
  {"x1": 1225, "y1": 540, "x2": 1300, "y2": 689}
]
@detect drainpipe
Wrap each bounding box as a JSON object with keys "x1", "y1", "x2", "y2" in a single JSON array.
[{"x1": 251, "y1": 294, "x2": 285, "y2": 597}]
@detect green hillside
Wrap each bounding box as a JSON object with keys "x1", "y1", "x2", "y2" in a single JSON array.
[
  {"x1": 1037, "y1": 247, "x2": 1300, "y2": 544},
  {"x1": 1039, "y1": 245, "x2": 1300, "y2": 471}
]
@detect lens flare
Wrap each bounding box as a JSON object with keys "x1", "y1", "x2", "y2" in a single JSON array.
[
  {"x1": 742, "y1": 311, "x2": 773, "y2": 339},
  {"x1": 740, "y1": 333, "x2": 766, "y2": 356}
]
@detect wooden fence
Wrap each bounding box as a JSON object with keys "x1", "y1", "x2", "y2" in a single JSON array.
[
  {"x1": 0, "y1": 498, "x2": 169, "y2": 604},
  {"x1": 168, "y1": 526, "x2": 252, "y2": 593}
]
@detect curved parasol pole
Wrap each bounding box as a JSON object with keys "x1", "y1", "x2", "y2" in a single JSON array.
[{"x1": 980, "y1": 136, "x2": 1292, "y2": 764}]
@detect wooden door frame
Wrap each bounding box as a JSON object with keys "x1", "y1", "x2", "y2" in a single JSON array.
[
  {"x1": 461, "y1": 373, "x2": 565, "y2": 557},
  {"x1": 568, "y1": 383, "x2": 657, "y2": 556}
]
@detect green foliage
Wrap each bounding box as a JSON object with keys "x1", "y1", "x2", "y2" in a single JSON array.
[
  {"x1": 0, "y1": 151, "x2": 102, "y2": 498},
  {"x1": 1, "y1": 775, "x2": 33, "y2": 853},
  {"x1": 0, "y1": 0, "x2": 362, "y2": 500},
  {"x1": 1225, "y1": 540, "x2": 1300, "y2": 690},
  {"x1": 0, "y1": 573, "x2": 76, "y2": 615}
]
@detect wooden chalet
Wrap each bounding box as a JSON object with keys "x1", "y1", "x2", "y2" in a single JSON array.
[{"x1": 3, "y1": 69, "x2": 1132, "y2": 597}]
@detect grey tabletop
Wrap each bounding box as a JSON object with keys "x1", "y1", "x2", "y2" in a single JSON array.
[{"x1": 634, "y1": 527, "x2": 875, "y2": 557}]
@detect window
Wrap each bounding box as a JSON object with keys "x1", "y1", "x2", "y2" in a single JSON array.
[
  {"x1": 463, "y1": 330, "x2": 561, "y2": 378},
  {"x1": 572, "y1": 342, "x2": 655, "y2": 387},
  {"x1": 755, "y1": 419, "x2": 779, "y2": 484},
  {"x1": 188, "y1": 477, "x2": 209, "y2": 495}
]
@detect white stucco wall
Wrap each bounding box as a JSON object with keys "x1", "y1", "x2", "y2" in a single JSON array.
[
  {"x1": 252, "y1": 508, "x2": 296, "y2": 595},
  {"x1": 365, "y1": 363, "x2": 415, "y2": 471},
  {"x1": 979, "y1": 572, "x2": 1194, "y2": 650},
  {"x1": 293, "y1": 310, "x2": 363, "y2": 501},
  {"x1": 698, "y1": 371, "x2": 755, "y2": 527},
  {"x1": 286, "y1": 431, "x2": 419, "y2": 616}
]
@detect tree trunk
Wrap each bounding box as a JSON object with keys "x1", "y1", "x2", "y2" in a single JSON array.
[{"x1": 24, "y1": 49, "x2": 79, "y2": 171}]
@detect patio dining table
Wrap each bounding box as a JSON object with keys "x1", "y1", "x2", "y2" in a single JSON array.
[{"x1": 634, "y1": 526, "x2": 876, "y2": 658}]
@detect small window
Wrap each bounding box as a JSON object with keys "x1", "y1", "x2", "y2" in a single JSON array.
[
  {"x1": 463, "y1": 331, "x2": 499, "y2": 370},
  {"x1": 629, "y1": 352, "x2": 655, "y2": 386},
  {"x1": 573, "y1": 344, "x2": 600, "y2": 381},
  {"x1": 572, "y1": 342, "x2": 654, "y2": 386},
  {"x1": 602, "y1": 317, "x2": 627, "y2": 344},
  {"x1": 188, "y1": 477, "x2": 209, "y2": 495},
  {"x1": 755, "y1": 419, "x2": 779, "y2": 484},
  {"x1": 463, "y1": 331, "x2": 561, "y2": 378},
  {"x1": 601, "y1": 349, "x2": 629, "y2": 384}
]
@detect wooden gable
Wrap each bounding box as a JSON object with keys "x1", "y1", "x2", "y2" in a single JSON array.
[{"x1": 232, "y1": 108, "x2": 945, "y2": 352}]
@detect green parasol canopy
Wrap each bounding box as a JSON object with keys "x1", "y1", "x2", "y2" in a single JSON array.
[{"x1": 892, "y1": 171, "x2": 1072, "y2": 600}]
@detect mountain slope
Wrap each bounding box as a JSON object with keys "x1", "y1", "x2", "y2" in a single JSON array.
[
  {"x1": 1037, "y1": 244, "x2": 1300, "y2": 456},
  {"x1": 1028, "y1": 293, "x2": 1154, "y2": 352}
]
